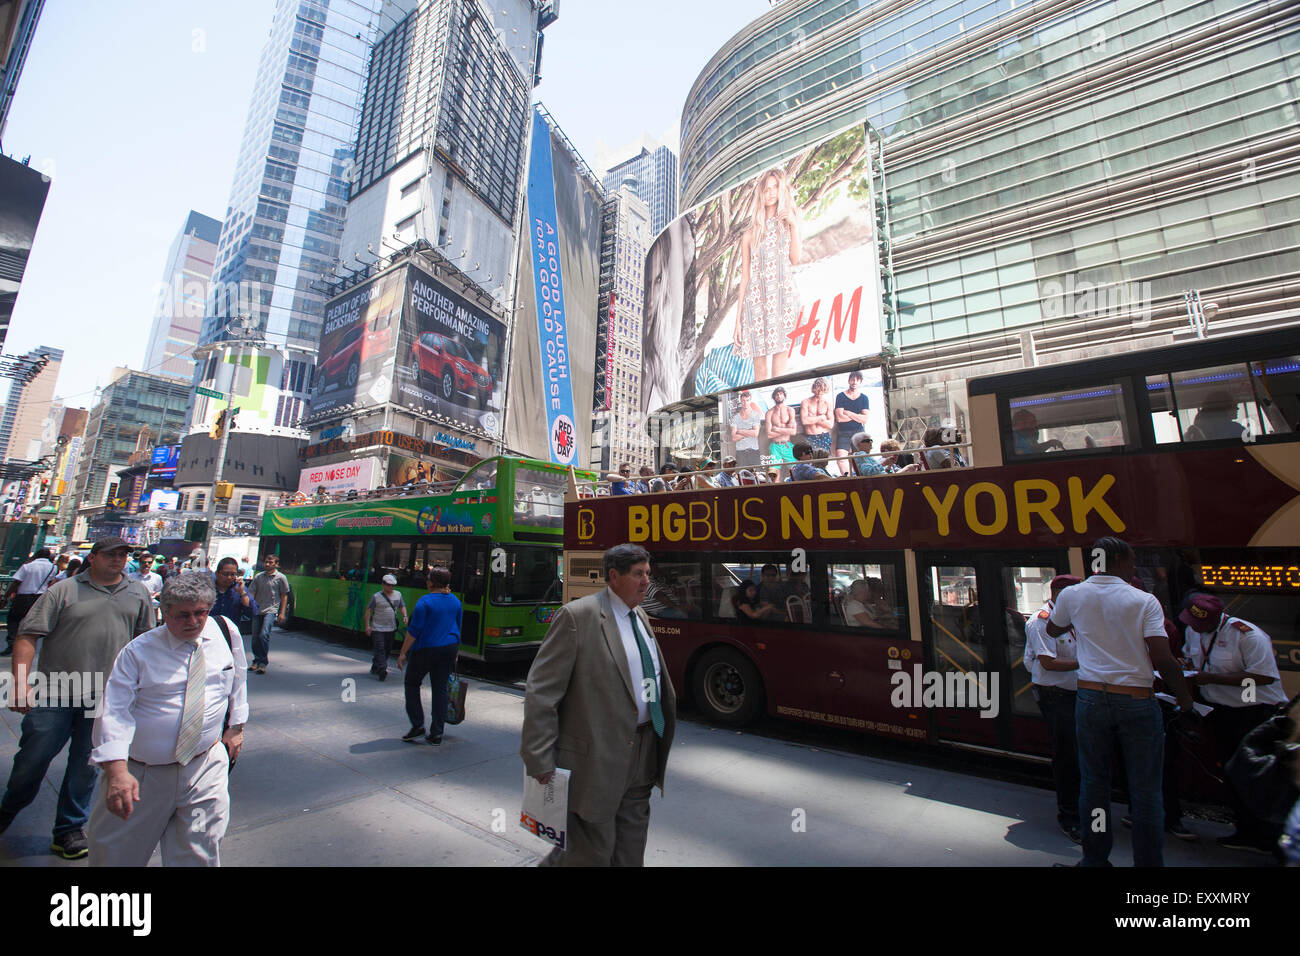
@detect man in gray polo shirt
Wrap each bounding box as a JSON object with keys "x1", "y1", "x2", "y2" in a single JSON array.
[{"x1": 0, "y1": 536, "x2": 154, "y2": 859}]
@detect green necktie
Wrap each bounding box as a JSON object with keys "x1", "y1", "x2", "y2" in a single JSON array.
[{"x1": 629, "y1": 611, "x2": 664, "y2": 737}]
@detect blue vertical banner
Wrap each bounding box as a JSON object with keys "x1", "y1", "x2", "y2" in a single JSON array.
[{"x1": 526, "y1": 109, "x2": 577, "y2": 464}]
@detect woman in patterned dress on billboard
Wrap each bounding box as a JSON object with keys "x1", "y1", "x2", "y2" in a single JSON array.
[{"x1": 735, "y1": 167, "x2": 802, "y2": 384}]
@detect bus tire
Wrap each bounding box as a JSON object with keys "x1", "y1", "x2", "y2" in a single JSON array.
[{"x1": 692, "y1": 647, "x2": 764, "y2": 726}]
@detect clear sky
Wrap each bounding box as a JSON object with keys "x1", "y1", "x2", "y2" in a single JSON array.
[{"x1": 3, "y1": 0, "x2": 770, "y2": 410}]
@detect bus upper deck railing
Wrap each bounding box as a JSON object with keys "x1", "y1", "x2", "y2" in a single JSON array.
[
  {"x1": 573, "y1": 443, "x2": 975, "y2": 498},
  {"x1": 268, "y1": 478, "x2": 467, "y2": 509}
]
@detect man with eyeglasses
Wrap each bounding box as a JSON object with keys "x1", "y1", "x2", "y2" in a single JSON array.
[
  {"x1": 87, "y1": 572, "x2": 248, "y2": 866},
  {"x1": 849, "y1": 432, "x2": 887, "y2": 477},
  {"x1": 0, "y1": 537, "x2": 154, "y2": 860}
]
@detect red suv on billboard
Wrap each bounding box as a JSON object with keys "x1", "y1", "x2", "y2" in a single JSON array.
[
  {"x1": 319, "y1": 312, "x2": 394, "y2": 389},
  {"x1": 411, "y1": 332, "x2": 491, "y2": 409}
]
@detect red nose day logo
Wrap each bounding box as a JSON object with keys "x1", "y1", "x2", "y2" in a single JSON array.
[{"x1": 552, "y1": 414, "x2": 576, "y2": 464}]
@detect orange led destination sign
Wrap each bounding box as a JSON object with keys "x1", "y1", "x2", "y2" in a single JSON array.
[{"x1": 1198, "y1": 565, "x2": 1300, "y2": 591}]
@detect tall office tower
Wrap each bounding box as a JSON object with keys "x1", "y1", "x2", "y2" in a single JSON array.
[
  {"x1": 144, "y1": 211, "x2": 222, "y2": 380},
  {"x1": 593, "y1": 184, "x2": 654, "y2": 472},
  {"x1": 0, "y1": 0, "x2": 42, "y2": 146},
  {"x1": 192, "y1": 0, "x2": 387, "y2": 439},
  {"x1": 68, "y1": 368, "x2": 189, "y2": 533},
  {"x1": 0, "y1": 344, "x2": 59, "y2": 462},
  {"x1": 338, "y1": 0, "x2": 553, "y2": 301},
  {"x1": 601, "y1": 144, "x2": 678, "y2": 237}
]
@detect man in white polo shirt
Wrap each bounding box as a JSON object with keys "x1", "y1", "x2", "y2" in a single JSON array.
[{"x1": 1046, "y1": 537, "x2": 1194, "y2": 867}]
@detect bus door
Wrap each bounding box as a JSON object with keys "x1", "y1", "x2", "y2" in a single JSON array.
[
  {"x1": 917, "y1": 550, "x2": 1067, "y2": 751},
  {"x1": 457, "y1": 538, "x2": 488, "y2": 656}
]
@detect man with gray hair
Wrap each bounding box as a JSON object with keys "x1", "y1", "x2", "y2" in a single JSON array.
[
  {"x1": 87, "y1": 571, "x2": 249, "y2": 866},
  {"x1": 521, "y1": 543, "x2": 677, "y2": 866}
]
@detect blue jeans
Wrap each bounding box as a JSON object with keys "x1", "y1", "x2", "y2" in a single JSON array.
[
  {"x1": 0, "y1": 706, "x2": 98, "y2": 837},
  {"x1": 252, "y1": 610, "x2": 277, "y2": 666},
  {"x1": 1076, "y1": 688, "x2": 1164, "y2": 867}
]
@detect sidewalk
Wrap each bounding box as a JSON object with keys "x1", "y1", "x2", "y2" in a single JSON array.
[{"x1": 0, "y1": 627, "x2": 1263, "y2": 866}]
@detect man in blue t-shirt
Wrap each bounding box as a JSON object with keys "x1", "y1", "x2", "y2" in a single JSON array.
[
  {"x1": 833, "y1": 371, "x2": 870, "y2": 476},
  {"x1": 397, "y1": 566, "x2": 462, "y2": 745}
]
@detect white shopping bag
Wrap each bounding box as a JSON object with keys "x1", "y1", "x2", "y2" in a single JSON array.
[{"x1": 520, "y1": 768, "x2": 570, "y2": 850}]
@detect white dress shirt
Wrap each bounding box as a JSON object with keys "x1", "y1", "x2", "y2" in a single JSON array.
[
  {"x1": 607, "y1": 588, "x2": 661, "y2": 725},
  {"x1": 14, "y1": 558, "x2": 56, "y2": 594},
  {"x1": 91, "y1": 616, "x2": 249, "y2": 766},
  {"x1": 1025, "y1": 599, "x2": 1077, "y2": 690},
  {"x1": 1185, "y1": 616, "x2": 1288, "y2": 708}
]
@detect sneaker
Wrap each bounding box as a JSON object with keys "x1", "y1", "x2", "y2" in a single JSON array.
[
  {"x1": 50, "y1": 829, "x2": 89, "y2": 860},
  {"x1": 1061, "y1": 824, "x2": 1082, "y2": 845},
  {"x1": 402, "y1": 726, "x2": 425, "y2": 742},
  {"x1": 1166, "y1": 821, "x2": 1198, "y2": 841},
  {"x1": 255, "y1": 664, "x2": 267, "y2": 674},
  {"x1": 1217, "y1": 833, "x2": 1271, "y2": 854},
  {"x1": 377, "y1": 671, "x2": 387, "y2": 682},
  {"x1": 426, "y1": 734, "x2": 443, "y2": 745}
]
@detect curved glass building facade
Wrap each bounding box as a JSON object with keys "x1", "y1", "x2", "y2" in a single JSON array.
[{"x1": 679, "y1": 0, "x2": 1300, "y2": 411}]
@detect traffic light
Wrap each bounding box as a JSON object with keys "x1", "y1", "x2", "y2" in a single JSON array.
[{"x1": 210, "y1": 409, "x2": 227, "y2": 440}]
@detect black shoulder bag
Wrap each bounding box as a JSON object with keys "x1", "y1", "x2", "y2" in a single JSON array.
[{"x1": 213, "y1": 615, "x2": 241, "y2": 772}]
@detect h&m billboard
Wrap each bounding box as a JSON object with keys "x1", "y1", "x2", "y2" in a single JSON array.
[
  {"x1": 310, "y1": 262, "x2": 506, "y2": 435},
  {"x1": 642, "y1": 123, "x2": 884, "y2": 412}
]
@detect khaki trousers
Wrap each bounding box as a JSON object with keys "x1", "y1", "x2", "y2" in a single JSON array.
[
  {"x1": 541, "y1": 725, "x2": 659, "y2": 867},
  {"x1": 88, "y1": 743, "x2": 230, "y2": 867}
]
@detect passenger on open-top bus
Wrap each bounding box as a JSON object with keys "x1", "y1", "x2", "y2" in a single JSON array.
[
  {"x1": 877, "y1": 439, "x2": 921, "y2": 474},
  {"x1": 714, "y1": 456, "x2": 740, "y2": 488},
  {"x1": 848, "y1": 432, "x2": 886, "y2": 477},
  {"x1": 607, "y1": 471, "x2": 632, "y2": 495},
  {"x1": 789, "y1": 441, "x2": 831, "y2": 481},
  {"x1": 648, "y1": 462, "x2": 676, "y2": 493}
]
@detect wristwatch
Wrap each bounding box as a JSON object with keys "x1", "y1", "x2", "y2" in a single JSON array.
[{"x1": 228, "y1": 723, "x2": 245, "y2": 733}]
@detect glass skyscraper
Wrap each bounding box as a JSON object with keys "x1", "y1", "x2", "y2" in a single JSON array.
[
  {"x1": 199, "y1": 0, "x2": 386, "y2": 400},
  {"x1": 601, "y1": 145, "x2": 678, "y2": 237},
  {"x1": 679, "y1": 0, "x2": 1300, "y2": 417}
]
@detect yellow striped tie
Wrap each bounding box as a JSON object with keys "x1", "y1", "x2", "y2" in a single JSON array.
[{"x1": 174, "y1": 642, "x2": 206, "y2": 764}]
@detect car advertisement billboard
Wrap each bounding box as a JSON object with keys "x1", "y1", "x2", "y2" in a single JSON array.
[
  {"x1": 391, "y1": 262, "x2": 506, "y2": 436},
  {"x1": 642, "y1": 122, "x2": 883, "y2": 412},
  {"x1": 718, "y1": 368, "x2": 887, "y2": 473},
  {"x1": 310, "y1": 268, "x2": 405, "y2": 416}
]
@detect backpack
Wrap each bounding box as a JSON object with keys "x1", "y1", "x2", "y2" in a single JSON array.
[{"x1": 1225, "y1": 693, "x2": 1300, "y2": 825}]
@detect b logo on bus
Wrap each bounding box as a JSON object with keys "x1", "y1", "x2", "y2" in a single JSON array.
[{"x1": 577, "y1": 507, "x2": 594, "y2": 541}]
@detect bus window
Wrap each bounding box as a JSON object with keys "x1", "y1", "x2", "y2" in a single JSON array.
[
  {"x1": 1250, "y1": 355, "x2": 1300, "y2": 435},
  {"x1": 339, "y1": 541, "x2": 366, "y2": 581},
  {"x1": 1150, "y1": 364, "x2": 1262, "y2": 444},
  {"x1": 459, "y1": 459, "x2": 497, "y2": 491},
  {"x1": 929, "y1": 565, "x2": 985, "y2": 676},
  {"x1": 514, "y1": 467, "x2": 566, "y2": 528},
  {"x1": 1000, "y1": 564, "x2": 1058, "y2": 719},
  {"x1": 1005, "y1": 381, "x2": 1132, "y2": 458},
  {"x1": 644, "y1": 561, "x2": 702, "y2": 621},
  {"x1": 826, "y1": 562, "x2": 903, "y2": 632},
  {"x1": 373, "y1": 541, "x2": 415, "y2": 587},
  {"x1": 709, "y1": 556, "x2": 797, "y2": 624},
  {"x1": 277, "y1": 538, "x2": 340, "y2": 579},
  {"x1": 490, "y1": 546, "x2": 560, "y2": 604}
]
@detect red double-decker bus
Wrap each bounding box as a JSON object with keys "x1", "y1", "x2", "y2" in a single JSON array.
[{"x1": 563, "y1": 327, "x2": 1300, "y2": 767}]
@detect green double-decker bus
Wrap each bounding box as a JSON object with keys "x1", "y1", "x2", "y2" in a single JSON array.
[{"x1": 259, "y1": 456, "x2": 597, "y2": 663}]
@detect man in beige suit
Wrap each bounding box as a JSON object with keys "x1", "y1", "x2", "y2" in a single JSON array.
[{"x1": 521, "y1": 543, "x2": 676, "y2": 866}]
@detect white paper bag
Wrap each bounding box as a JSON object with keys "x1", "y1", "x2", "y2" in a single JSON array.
[{"x1": 520, "y1": 768, "x2": 570, "y2": 850}]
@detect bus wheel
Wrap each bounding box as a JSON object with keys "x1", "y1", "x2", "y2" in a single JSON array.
[{"x1": 693, "y1": 647, "x2": 763, "y2": 726}]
